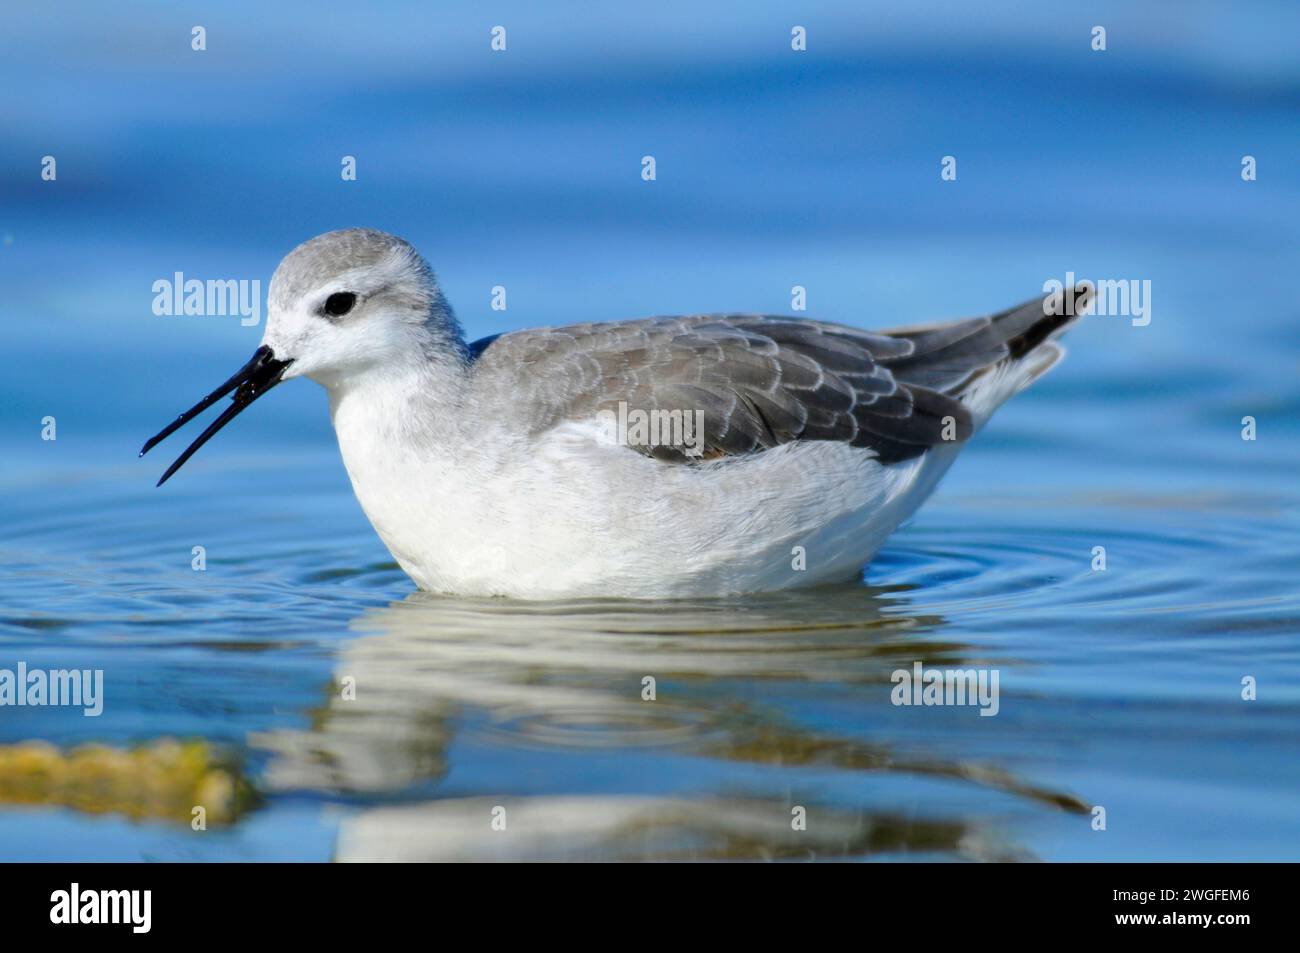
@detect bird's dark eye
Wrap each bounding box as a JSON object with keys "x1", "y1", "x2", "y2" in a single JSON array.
[{"x1": 322, "y1": 292, "x2": 357, "y2": 317}]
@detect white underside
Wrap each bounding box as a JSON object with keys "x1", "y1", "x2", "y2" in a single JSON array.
[{"x1": 327, "y1": 344, "x2": 1063, "y2": 600}]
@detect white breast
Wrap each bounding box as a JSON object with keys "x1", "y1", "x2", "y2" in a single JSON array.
[{"x1": 330, "y1": 392, "x2": 962, "y2": 599}]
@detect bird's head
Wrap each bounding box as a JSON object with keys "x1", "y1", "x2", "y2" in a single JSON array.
[{"x1": 140, "y1": 228, "x2": 460, "y2": 484}]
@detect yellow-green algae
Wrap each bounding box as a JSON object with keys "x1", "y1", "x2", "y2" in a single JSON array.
[{"x1": 0, "y1": 738, "x2": 255, "y2": 825}]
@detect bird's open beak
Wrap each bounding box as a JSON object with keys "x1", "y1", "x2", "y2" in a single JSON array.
[{"x1": 139, "y1": 345, "x2": 292, "y2": 486}]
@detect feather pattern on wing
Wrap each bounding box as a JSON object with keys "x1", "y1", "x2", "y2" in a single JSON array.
[{"x1": 467, "y1": 291, "x2": 1082, "y2": 465}]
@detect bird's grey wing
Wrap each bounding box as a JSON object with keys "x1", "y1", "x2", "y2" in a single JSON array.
[{"x1": 467, "y1": 312, "x2": 993, "y2": 464}]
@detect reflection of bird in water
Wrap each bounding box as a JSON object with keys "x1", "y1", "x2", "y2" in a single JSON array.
[
  {"x1": 336, "y1": 796, "x2": 1035, "y2": 863},
  {"x1": 251, "y1": 587, "x2": 1087, "y2": 861}
]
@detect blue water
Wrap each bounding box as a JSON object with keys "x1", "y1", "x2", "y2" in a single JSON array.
[{"x1": 2, "y1": 1, "x2": 1298, "y2": 860}]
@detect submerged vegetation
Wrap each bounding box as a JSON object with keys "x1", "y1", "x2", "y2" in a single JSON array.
[{"x1": 0, "y1": 738, "x2": 255, "y2": 825}]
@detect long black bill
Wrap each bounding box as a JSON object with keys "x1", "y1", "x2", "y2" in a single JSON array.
[{"x1": 139, "y1": 345, "x2": 292, "y2": 486}]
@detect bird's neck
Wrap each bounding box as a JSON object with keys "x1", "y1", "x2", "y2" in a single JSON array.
[
  {"x1": 326, "y1": 344, "x2": 467, "y2": 451},
  {"x1": 324, "y1": 349, "x2": 473, "y2": 581}
]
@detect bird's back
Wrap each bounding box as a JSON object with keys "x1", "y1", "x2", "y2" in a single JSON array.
[{"x1": 467, "y1": 289, "x2": 1087, "y2": 465}]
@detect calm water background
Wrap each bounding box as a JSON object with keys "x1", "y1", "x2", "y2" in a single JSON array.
[{"x1": 1, "y1": 1, "x2": 1298, "y2": 860}]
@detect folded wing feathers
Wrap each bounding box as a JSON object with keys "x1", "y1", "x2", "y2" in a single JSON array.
[{"x1": 475, "y1": 299, "x2": 1054, "y2": 465}]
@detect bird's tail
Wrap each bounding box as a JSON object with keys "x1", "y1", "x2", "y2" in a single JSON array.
[{"x1": 880, "y1": 284, "x2": 1093, "y2": 428}]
